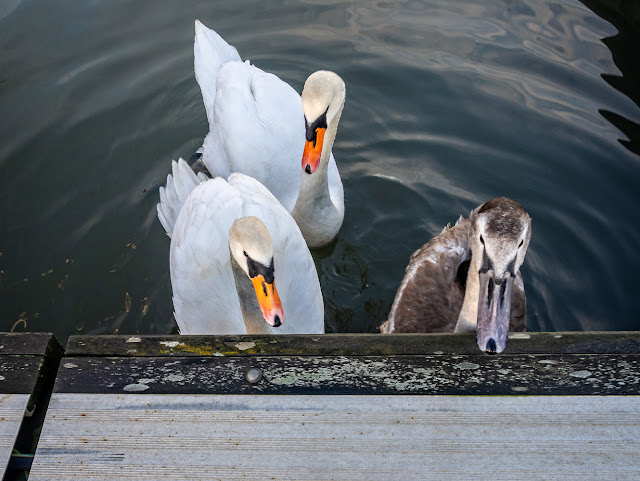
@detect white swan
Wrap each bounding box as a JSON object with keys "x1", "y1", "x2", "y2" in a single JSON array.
[
  {"x1": 194, "y1": 20, "x2": 345, "y2": 247},
  {"x1": 381, "y1": 198, "x2": 531, "y2": 354},
  {"x1": 157, "y1": 159, "x2": 324, "y2": 334}
]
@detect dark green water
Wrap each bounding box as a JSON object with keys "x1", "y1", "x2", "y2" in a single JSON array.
[{"x1": 1, "y1": 0, "x2": 639, "y2": 341}]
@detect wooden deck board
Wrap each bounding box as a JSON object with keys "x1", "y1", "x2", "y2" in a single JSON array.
[
  {"x1": 0, "y1": 395, "x2": 31, "y2": 476},
  {"x1": 0, "y1": 333, "x2": 63, "y2": 478},
  {"x1": 0, "y1": 333, "x2": 59, "y2": 356},
  {"x1": 29, "y1": 394, "x2": 640, "y2": 480},
  {"x1": 27, "y1": 333, "x2": 640, "y2": 479}
]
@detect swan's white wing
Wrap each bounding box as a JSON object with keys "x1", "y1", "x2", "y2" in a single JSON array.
[
  {"x1": 229, "y1": 173, "x2": 324, "y2": 333},
  {"x1": 202, "y1": 61, "x2": 303, "y2": 211},
  {"x1": 194, "y1": 20, "x2": 241, "y2": 127},
  {"x1": 170, "y1": 178, "x2": 246, "y2": 334},
  {"x1": 157, "y1": 158, "x2": 207, "y2": 238}
]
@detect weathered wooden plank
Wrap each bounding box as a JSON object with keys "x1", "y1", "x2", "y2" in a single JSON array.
[
  {"x1": 65, "y1": 332, "x2": 640, "y2": 357},
  {"x1": 0, "y1": 333, "x2": 57, "y2": 356},
  {"x1": 53, "y1": 354, "x2": 640, "y2": 395},
  {"x1": 0, "y1": 333, "x2": 63, "y2": 479},
  {"x1": 0, "y1": 395, "x2": 31, "y2": 477},
  {"x1": 0, "y1": 334, "x2": 63, "y2": 404},
  {"x1": 0, "y1": 356, "x2": 42, "y2": 478},
  {"x1": 29, "y1": 394, "x2": 640, "y2": 481},
  {"x1": 0, "y1": 357, "x2": 45, "y2": 395}
]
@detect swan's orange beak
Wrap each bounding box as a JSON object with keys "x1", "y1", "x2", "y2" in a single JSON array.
[
  {"x1": 251, "y1": 275, "x2": 284, "y2": 327},
  {"x1": 301, "y1": 127, "x2": 326, "y2": 174}
]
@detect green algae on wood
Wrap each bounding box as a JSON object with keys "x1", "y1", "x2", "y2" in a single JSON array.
[
  {"x1": 52, "y1": 353, "x2": 640, "y2": 395},
  {"x1": 65, "y1": 332, "x2": 640, "y2": 358}
]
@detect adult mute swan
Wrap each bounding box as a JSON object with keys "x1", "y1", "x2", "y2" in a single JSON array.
[
  {"x1": 194, "y1": 20, "x2": 345, "y2": 247},
  {"x1": 157, "y1": 159, "x2": 324, "y2": 334},
  {"x1": 381, "y1": 198, "x2": 532, "y2": 354}
]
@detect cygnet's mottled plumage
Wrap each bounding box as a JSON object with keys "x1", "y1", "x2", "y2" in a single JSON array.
[{"x1": 382, "y1": 198, "x2": 531, "y2": 354}]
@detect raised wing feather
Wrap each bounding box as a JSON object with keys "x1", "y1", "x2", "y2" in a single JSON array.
[
  {"x1": 157, "y1": 158, "x2": 206, "y2": 237},
  {"x1": 194, "y1": 20, "x2": 241, "y2": 126}
]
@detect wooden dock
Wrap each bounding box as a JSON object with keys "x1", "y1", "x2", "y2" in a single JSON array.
[
  {"x1": 2, "y1": 332, "x2": 639, "y2": 480},
  {"x1": 0, "y1": 333, "x2": 62, "y2": 480}
]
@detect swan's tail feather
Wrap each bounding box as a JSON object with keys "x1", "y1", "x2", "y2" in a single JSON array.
[
  {"x1": 194, "y1": 19, "x2": 242, "y2": 127},
  {"x1": 157, "y1": 158, "x2": 207, "y2": 238}
]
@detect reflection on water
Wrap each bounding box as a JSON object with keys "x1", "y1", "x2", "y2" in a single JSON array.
[
  {"x1": 581, "y1": 0, "x2": 640, "y2": 156},
  {"x1": 0, "y1": 0, "x2": 639, "y2": 341}
]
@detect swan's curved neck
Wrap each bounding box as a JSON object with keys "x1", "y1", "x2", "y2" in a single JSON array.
[
  {"x1": 291, "y1": 104, "x2": 345, "y2": 248},
  {"x1": 230, "y1": 255, "x2": 272, "y2": 334},
  {"x1": 455, "y1": 254, "x2": 479, "y2": 333}
]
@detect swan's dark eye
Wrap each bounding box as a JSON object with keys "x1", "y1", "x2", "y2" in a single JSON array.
[
  {"x1": 518, "y1": 239, "x2": 524, "y2": 248},
  {"x1": 479, "y1": 235, "x2": 485, "y2": 246},
  {"x1": 243, "y1": 250, "x2": 248, "y2": 257}
]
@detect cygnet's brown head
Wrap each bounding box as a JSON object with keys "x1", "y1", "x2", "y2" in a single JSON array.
[{"x1": 469, "y1": 198, "x2": 531, "y2": 354}]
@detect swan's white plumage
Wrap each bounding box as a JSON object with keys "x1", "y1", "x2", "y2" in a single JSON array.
[
  {"x1": 193, "y1": 20, "x2": 343, "y2": 215},
  {"x1": 159, "y1": 159, "x2": 324, "y2": 335},
  {"x1": 193, "y1": 21, "x2": 241, "y2": 127},
  {"x1": 157, "y1": 159, "x2": 207, "y2": 237}
]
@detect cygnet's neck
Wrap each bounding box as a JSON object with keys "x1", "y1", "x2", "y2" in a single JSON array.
[
  {"x1": 230, "y1": 255, "x2": 272, "y2": 334},
  {"x1": 455, "y1": 259, "x2": 480, "y2": 333},
  {"x1": 291, "y1": 106, "x2": 344, "y2": 248}
]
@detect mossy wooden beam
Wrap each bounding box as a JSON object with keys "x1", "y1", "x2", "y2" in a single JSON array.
[
  {"x1": 53, "y1": 353, "x2": 639, "y2": 395},
  {"x1": 65, "y1": 332, "x2": 640, "y2": 357}
]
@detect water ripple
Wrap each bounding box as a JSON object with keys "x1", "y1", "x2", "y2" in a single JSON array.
[{"x1": 1, "y1": 0, "x2": 639, "y2": 338}]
